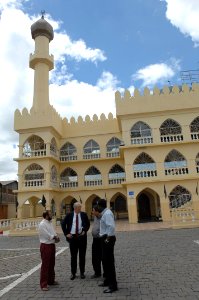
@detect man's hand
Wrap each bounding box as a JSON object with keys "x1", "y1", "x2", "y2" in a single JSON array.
[
  {"x1": 66, "y1": 233, "x2": 72, "y2": 239},
  {"x1": 54, "y1": 236, "x2": 60, "y2": 243}
]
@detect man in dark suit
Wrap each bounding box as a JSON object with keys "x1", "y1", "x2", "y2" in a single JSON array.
[{"x1": 61, "y1": 202, "x2": 90, "y2": 280}]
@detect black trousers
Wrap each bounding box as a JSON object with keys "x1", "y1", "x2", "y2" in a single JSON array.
[
  {"x1": 92, "y1": 237, "x2": 103, "y2": 276},
  {"x1": 101, "y1": 236, "x2": 117, "y2": 289},
  {"x1": 69, "y1": 235, "x2": 87, "y2": 275}
]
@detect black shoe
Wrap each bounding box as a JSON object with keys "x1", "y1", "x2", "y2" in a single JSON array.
[
  {"x1": 98, "y1": 282, "x2": 109, "y2": 287},
  {"x1": 103, "y1": 287, "x2": 118, "y2": 293},
  {"x1": 91, "y1": 274, "x2": 101, "y2": 279},
  {"x1": 80, "y1": 273, "x2": 85, "y2": 279},
  {"x1": 70, "y1": 274, "x2": 76, "y2": 280}
]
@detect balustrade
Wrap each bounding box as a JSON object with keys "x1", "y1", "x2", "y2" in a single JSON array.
[
  {"x1": 109, "y1": 178, "x2": 125, "y2": 184},
  {"x1": 131, "y1": 137, "x2": 153, "y2": 145},
  {"x1": 60, "y1": 182, "x2": 78, "y2": 188},
  {"x1": 83, "y1": 153, "x2": 100, "y2": 159},
  {"x1": 191, "y1": 133, "x2": 199, "y2": 140},
  {"x1": 106, "y1": 151, "x2": 120, "y2": 158},
  {"x1": 160, "y1": 134, "x2": 183, "y2": 143},
  {"x1": 22, "y1": 149, "x2": 46, "y2": 157},
  {"x1": 0, "y1": 219, "x2": 11, "y2": 229},
  {"x1": 84, "y1": 180, "x2": 102, "y2": 186},
  {"x1": 165, "y1": 167, "x2": 188, "y2": 176},
  {"x1": 60, "y1": 155, "x2": 77, "y2": 161},
  {"x1": 24, "y1": 179, "x2": 45, "y2": 187},
  {"x1": 134, "y1": 170, "x2": 157, "y2": 178}
]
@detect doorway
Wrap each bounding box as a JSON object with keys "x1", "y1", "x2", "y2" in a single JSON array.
[{"x1": 137, "y1": 193, "x2": 151, "y2": 222}]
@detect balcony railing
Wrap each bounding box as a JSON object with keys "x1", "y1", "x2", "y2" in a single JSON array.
[
  {"x1": 24, "y1": 179, "x2": 45, "y2": 187},
  {"x1": 60, "y1": 155, "x2": 77, "y2": 161},
  {"x1": 131, "y1": 137, "x2": 153, "y2": 145},
  {"x1": 191, "y1": 133, "x2": 199, "y2": 140},
  {"x1": 22, "y1": 149, "x2": 46, "y2": 157},
  {"x1": 165, "y1": 167, "x2": 188, "y2": 176},
  {"x1": 60, "y1": 182, "x2": 78, "y2": 188},
  {"x1": 84, "y1": 180, "x2": 102, "y2": 186},
  {"x1": 109, "y1": 178, "x2": 125, "y2": 184},
  {"x1": 134, "y1": 170, "x2": 157, "y2": 178},
  {"x1": 106, "y1": 151, "x2": 120, "y2": 158},
  {"x1": 83, "y1": 153, "x2": 100, "y2": 159},
  {"x1": 160, "y1": 134, "x2": 183, "y2": 143}
]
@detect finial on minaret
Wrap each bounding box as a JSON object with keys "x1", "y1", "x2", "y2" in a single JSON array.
[{"x1": 41, "y1": 10, "x2": 45, "y2": 19}]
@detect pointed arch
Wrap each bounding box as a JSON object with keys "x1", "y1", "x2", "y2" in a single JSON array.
[
  {"x1": 60, "y1": 167, "x2": 78, "y2": 188},
  {"x1": 110, "y1": 193, "x2": 128, "y2": 219},
  {"x1": 169, "y1": 185, "x2": 192, "y2": 208},
  {"x1": 130, "y1": 121, "x2": 153, "y2": 144},
  {"x1": 190, "y1": 116, "x2": 199, "y2": 140},
  {"x1": 60, "y1": 142, "x2": 77, "y2": 161},
  {"x1": 164, "y1": 149, "x2": 188, "y2": 175},
  {"x1": 83, "y1": 139, "x2": 100, "y2": 159},
  {"x1": 133, "y1": 152, "x2": 157, "y2": 178},
  {"x1": 23, "y1": 135, "x2": 46, "y2": 157},
  {"x1": 23, "y1": 163, "x2": 45, "y2": 187},
  {"x1": 106, "y1": 137, "x2": 121, "y2": 157},
  {"x1": 84, "y1": 166, "x2": 102, "y2": 186},
  {"x1": 50, "y1": 165, "x2": 58, "y2": 187},
  {"x1": 160, "y1": 119, "x2": 183, "y2": 142},
  {"x1": 195, "y1": 153, "x2": 199, "y2": 173},
  {"x1": 108, "y1": 164, "x2": 126, "y2": 184},
  {"x1": 190, "y1": 116, "x2": 199, "y2": 132},
  {"x1": 50, "y1": 137, "x2": 57, "y2": 156}
]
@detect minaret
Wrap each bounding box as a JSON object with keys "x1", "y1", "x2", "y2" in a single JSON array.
[{"x1": 29, "y1": 15, "x2": 54, "y2": 112}]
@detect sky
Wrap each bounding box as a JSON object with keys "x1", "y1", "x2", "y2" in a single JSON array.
[{"x1": 0, "y1": 0, "x2": 199, "y2": 181}]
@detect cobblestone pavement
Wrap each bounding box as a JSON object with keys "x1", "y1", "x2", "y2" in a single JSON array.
[{"x1": 1, "y1": 226, "x2": 199, "y2": 299}]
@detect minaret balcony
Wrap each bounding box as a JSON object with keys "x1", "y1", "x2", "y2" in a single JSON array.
[{"x1": 29, "y1": 53, "x2": 54, "y2": 70}]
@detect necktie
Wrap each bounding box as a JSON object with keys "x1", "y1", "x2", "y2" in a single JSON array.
[{"x1": 76, "y1": 214, "x2": 79, "y2": 236}]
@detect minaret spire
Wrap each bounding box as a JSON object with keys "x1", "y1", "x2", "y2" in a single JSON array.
[{"x1": 29, "y1": 15, "x2": 54, "y2": 112}]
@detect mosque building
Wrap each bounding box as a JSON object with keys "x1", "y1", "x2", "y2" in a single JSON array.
[{"x1": 14, "y1": 16, "x2": 199, "y2": 224}]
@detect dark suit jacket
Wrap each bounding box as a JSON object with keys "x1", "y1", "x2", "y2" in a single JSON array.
[{"x1": 61, "y1": 211, "x2": 90, "y2": 238}]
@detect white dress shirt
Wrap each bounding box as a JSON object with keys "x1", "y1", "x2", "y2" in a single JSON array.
[
  {"x1": 38, "y1": 219, "x2": 56, "y2": 244},
  {"x1": 99, "y1": 208, "x2": 115, "y2": 237},
  {"x1": 70, "y1": 213, "x2": 82, "y2": 234}
]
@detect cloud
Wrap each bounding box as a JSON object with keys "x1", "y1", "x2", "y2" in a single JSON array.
[
  {"x1": 0, "y1": 0, "x2": 115, "y2": 180},
  {"x1": 132, "y1": 58, "x2": 180, "y2": 87},
  {"x1": 50, "y1": 71, "x2": 118, "y2": 120},
  {"x1": 164, "y1": 0, "x2": 199, "y2": 46}
]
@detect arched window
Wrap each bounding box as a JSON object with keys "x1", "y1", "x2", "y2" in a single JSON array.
[
  {"x1": 24, "y1": 163, "x2": 44, "y2": 187},
  {"x1": 133, "y1": 152, "x2": 157, "y2": 178},
  {"x1": 108, "y1": 164, "x2": 125, "y2": 184},
  {"x1": 130, "y1": 121, "x2": 153, "y2": 144},
  {"x1": 169, "y1": 185, "x2": 191, "y2": 208},
  {"x1": 159, "y1": 119, "x2": 183, "y2": 142},
  {"x1": 83, "y1": 140, "x2": 100, "y2": 159},
  {"x1": 84, "y1": 166, "x2": 102, "y2": 186},
  {"x1": 106, "y1": 137, "x2": 121, "y2": 157},
  {"x1": 164, "y1": 149, "x2": 188, "y2": 176},
  {"x1": 60, "y1": 167, "x2": 78, "y2": 188},
  {"x1": 50, "y1": 166, "x2": 58, "y2": 187},
  {"x1": 190, "y1": 116, "x2": 199, "y2": 140},
  {"x1": 195, "y1": 153, "x2": 199, "y2": 173},
  {"x1": 23, "y1": 135, "x2": 46, "y2": 157},
  {"x1": 60, "y1": 142, "x2": 77, "y2": 161},
  {"x1": 50, "y1": 138, "x2": 57, "y2": 156}
]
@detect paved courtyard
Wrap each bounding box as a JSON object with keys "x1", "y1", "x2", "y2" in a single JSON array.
[{"x1": 1, "y1": 223, "x2": 199, "y2": 299}]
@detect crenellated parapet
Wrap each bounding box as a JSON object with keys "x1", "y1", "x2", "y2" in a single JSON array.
[
  {"x1": 116, "y1": 83, "x2": 199, "y2": 117},
  {"x1": 14, "y1": 104, "x2": 63, "y2": 136},
  {"x1": 62, "y1": 112, "x2": 120, "y2": 138}
]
